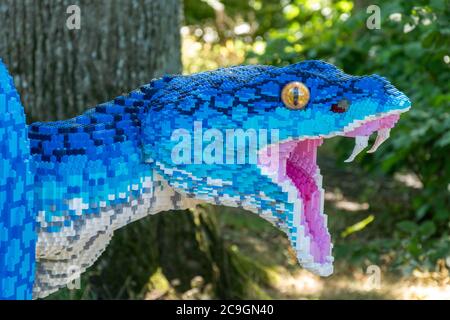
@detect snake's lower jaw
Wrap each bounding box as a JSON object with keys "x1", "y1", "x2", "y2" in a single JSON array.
[{"x1": 258, "y1": 138, "x2": 333, "y2": 275}]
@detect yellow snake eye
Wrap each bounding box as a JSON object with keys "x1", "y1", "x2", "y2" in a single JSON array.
[{"x1": 281, "y1": 81, "x2": 310, "y2": 110}]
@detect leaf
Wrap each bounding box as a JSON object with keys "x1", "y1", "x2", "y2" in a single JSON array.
[
  {"x1": 430, "y1": 0, "x2": 446, "y2": 11},
  {"x1": 341, "y1": 215, "x2": 375, "y2": 238},
  {"x1": 396, "y1": 220, "x2": 418, "y2": 234},
  {"x1": 416, "y1": 204, "x2": 429, "y2": 220},
  {"x1": 404, "y1": 42, "x2": 423, "y2": 59},
  {"x1": 436, "y1": 131, "x2": 450, "y2": 147},
  {"x1": 421, "y1": 30, "x2": 439, "y2": 48},
  {"x1": 406, "y1": 238, "x2": 421, "y2": 257},
  {"x1": 419, "y1": 221, "x2": 436, "y2": 239}
]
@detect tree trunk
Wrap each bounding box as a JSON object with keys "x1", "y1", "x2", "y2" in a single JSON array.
[{"x1": 0, "y1": 0, "x2": 182, "y2": 122}]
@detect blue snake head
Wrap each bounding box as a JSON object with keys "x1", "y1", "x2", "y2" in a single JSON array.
[
  {"x1": 142, "y1": 60, "x2": 411, "y2": 276},
  {"x1": 0, "y1": 57, "x2": 412, "y2": 299}
]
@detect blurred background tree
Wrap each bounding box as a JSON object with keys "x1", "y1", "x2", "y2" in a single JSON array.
[
  {"x1": 0, "y1": 0, "x2": 182, "y2": 121},
  {"x1": 0, "y1": 0, "x2": 449, "y2": 299}
]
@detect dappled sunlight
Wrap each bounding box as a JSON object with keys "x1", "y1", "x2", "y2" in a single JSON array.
[
  {"x1": 325, "y1": 191, "x2": 370, "y2": 212},
  {"x1": 142, "y1": 260, "x2": 450, "y2": 300},
  {"x1": 271, "y1": 267, "x2": 450, "y2": 300},
  {"x1": 404, "y1": 285, "x2": 450, "y2": 300},
  {"x1": 182, "y1": 29, "x2": 250, "y2": 74},
  {"x1": 273, "y1": 270, "x2": 324, "y2": 298},
  {"x1": 394, "y1": 172, "x2": 423, "y2": 189}
]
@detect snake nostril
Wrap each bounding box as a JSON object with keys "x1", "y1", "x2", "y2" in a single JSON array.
[{"x1": 331, "y1": 99, "x2": 350, "y2": 113}]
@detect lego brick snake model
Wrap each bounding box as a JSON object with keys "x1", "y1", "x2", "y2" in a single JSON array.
[{"x1": 0, "y1": 59, "x2": 410, "y2": 299}]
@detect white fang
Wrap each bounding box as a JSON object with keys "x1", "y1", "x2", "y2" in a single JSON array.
[
  {"x1": 367, "y1": 128, "x2": 391, "y2": 153},
  {"x1": 344, "y1": 135, "x2": 370, "y2": 163}
]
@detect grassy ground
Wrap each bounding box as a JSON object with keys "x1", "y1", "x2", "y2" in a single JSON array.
[{"x1": 210, "y1": 208, "x2": 450, "y2": 300}]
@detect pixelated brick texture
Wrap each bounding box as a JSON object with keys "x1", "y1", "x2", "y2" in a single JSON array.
[
  {"x1": 0, "y1": 60, "x2": 35, "y2": 300},
  {"x1": 28, "y1": 78, "x2": 167, "y2": 298},
  {"x1": 0, "y1": 58, "x2": 409, "y2": 299}
]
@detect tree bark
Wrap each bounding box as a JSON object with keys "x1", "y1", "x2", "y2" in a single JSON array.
[{"x1": 0, "y1": 0, "x2": 182, "y2": 122}]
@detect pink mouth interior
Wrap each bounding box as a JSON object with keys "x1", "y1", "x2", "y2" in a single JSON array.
[
  {"x1": 344, "y1": 114, "x2": 399, "y2": 137},
  {"x1": 286, "y1": 139, "x2": 331, "y2": 263},
  {"x1": 259, "y1": 139, "x2": 330, "y2": 264}
]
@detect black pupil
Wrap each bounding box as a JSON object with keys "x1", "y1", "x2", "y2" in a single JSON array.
[{"x1": 293, "y1": 87, "x2": 299, "y2": 106}]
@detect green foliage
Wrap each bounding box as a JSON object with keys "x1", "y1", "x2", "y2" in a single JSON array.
[{"x1": 184, "y1": 0, "x2": 287, "y2": 38}]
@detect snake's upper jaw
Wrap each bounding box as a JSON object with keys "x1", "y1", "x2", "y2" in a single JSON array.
[{"x1": 343, "y1": 127, "x2": 392, "y2": 163}]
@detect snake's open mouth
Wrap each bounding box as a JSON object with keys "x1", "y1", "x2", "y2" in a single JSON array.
[{"x1": 257, "y1": 109, "x2": 408, "y2": 276}]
